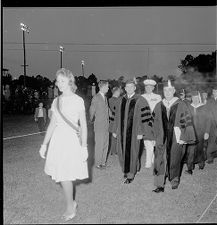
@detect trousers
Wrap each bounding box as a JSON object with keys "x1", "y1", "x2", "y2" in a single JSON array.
[
  {"x1": 144, "y1": 140, "x2": 155, "y2": 168},
  {"x1": 94, "y1": 130, "x2": 109, "y2": 166},
  {"x1": 37, "y1": 117, "x2": 45, "y2": 132}
]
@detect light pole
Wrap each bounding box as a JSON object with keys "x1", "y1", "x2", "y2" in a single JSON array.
[
  {"x1": 147, "y1": 47, "x2": 149, "y2": 76},
  {"x1": 20, "y1": 23, "x2": 30, "y2": 87},
  {"x1": 81, "y1": 60, "x2": 85, "y2": 77},
  {"x1": 59, "y1": 46, "x2": 64, "y2": 68}
]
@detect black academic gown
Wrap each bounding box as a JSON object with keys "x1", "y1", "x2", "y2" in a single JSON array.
[
  {"x1": 205, "y1": 98, "x2": 217, "y2": 160},
  {"x1": 153, "y1": 99, "x2": 196, "y2": 182},
  {"x1": 187, "y1": 104, "x2": 209, "y2": 166},
  {"x1": 108, "y1": 96, "x2": 121, "y2": 132},
  {"x1": 108, "y1": 96, "x2": 121, "y2": 154},
  {"x1": 112, "y1": 93, "x2": 142, "y2": 177}
]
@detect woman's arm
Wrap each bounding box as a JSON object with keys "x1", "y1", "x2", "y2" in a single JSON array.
[{"x1": 42, "y1": 112, "x2": 57, "y2": 146}]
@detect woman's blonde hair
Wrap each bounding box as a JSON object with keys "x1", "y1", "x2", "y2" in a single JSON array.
[{"x1": 56, "y1": 68, "x2": 77, "y2": 92}]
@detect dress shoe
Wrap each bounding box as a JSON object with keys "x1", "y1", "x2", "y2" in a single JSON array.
[
  {"x1": 95, "y1": 165, "x2": 104, "y2": 169},
  {"x1": 184, "y1": 170, "x2": 193, "y2": 175},
  {"x1": 152, "y1": 187, "x2": 164, "y2": 193},
  {"x1": 124, "y1": 178, "x2": 134, "y2": 184},
  {"x1": 172, "y1": 185, "x2": 178, "y2": 190},
  {"x1": 198, "y1": 162, "x2": 205, "y2": 170},
  {"x1": 206, "y1": 159, "x2": 214, "y2": 164},
  {"x1": 62, "y1": 202, "x2": 78, "y2": 222}
]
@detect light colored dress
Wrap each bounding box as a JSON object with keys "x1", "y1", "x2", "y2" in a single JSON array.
[{"x1": 44, "y1": 94, "x2": 88, "y2": 182}]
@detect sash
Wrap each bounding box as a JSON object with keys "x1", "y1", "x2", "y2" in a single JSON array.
[{"x1": 56, "y1": 97, "x2": 81, "y2": 144}]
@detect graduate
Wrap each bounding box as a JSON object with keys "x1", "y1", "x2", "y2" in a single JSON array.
[
  {"x1": 184, "y1": 90, "x2": 209, "y2": 175},
  {"x1": 108, "y1": 86, "x2": 122, "y2": 155},
  {"x1": 112, "y1": 79, "x2": 152, "y2": 184},
  {"x1": 152, "y1": 80, "x2": 196, "y2": 193},
  {"x1": 205, "y1": 85, "x2": 217, "y2": 164}
]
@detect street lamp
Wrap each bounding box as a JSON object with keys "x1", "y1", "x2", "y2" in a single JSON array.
[
  {"x1": 59, "y1": 46, "x2": 64, "y2": 68},
  {"x1": 81, "y1": 60, "x2": 85, "y2": 77},
  {"x1": 20, "y1": 23, "x2": 30, "y2": 87}
]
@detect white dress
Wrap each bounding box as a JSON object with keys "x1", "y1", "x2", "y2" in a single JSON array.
[{"x1": 44, "y1": 94, "x2": 89, "y2": 182}]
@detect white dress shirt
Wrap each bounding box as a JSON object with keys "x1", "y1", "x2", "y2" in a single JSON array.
[
  {"x1": 142, "y1": 92, "x2": 162, "y2": 112},
  {"x1": 38, "y1": 107, "x2": 44, "y2": 117}
]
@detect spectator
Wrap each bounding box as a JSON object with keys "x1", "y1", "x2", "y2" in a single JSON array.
[{"x1": 34, "y1": 102, "x2": 47, "y2": 133}]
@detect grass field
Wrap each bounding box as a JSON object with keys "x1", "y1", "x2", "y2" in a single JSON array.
[{"x1": 3, "y1": 114, "x2": 217, "y2": 224}]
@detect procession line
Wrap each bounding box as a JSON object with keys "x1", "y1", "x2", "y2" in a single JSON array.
[
  {"x1": 196, "y1": 192, "x2": 217, "y2": 223},
  {"x1": 3, "y1": 131, "x2": 46, "y2": 140}
]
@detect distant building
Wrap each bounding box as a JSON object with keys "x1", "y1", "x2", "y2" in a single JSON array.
[{"x1": 48, "y1": 85, "x2": 54, "y2": 99}]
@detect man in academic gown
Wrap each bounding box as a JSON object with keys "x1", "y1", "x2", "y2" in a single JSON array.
[
  {"x1": 205, "y1": 86, "x2": 217, "y2": 164},
  {"x1": 184, "y1": 90, "x2": 210, "y2": 175},
  {"x1": 112, "y1": 79, "x2": 152, "y2": 184},
  {"x1": 108, "y1": 86, "x2": 122, "y2": 155},
  {"x1": 152, "y1": 80, "x2": 196, "y2": 193}
]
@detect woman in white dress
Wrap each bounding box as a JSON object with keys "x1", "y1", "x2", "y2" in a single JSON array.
[{"x1": 39, "y1": 68, "x2": 88, "y2": 221}]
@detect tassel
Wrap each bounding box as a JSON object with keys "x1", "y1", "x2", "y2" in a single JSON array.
[
  {"x1": 198, "y1": 91, "x2": 202, "y2": 104},
  {"x1": 133, "y1": 77, "x2": 137, "y2": 85}
]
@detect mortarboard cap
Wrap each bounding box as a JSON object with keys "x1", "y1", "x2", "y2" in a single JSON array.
[{"x1": 163, "y1": 79, "x2": 175, "y2": 88}]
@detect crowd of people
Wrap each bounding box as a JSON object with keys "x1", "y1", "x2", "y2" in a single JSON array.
[{"x1": 38, "y1": 68, "x2": 217, "y2": 221}]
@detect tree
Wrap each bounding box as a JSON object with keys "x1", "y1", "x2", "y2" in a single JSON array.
[
  {"x1": 178, "y1": 54, "x2": 195, "y2": 73},
  {"x1": 151, "y1": 74, "x2": 164, "y2": 84},
  {"x1": 177, "y1": 51, "x2": 216, "y2": 92},
  {"x1": 76, "y1": 76, "x2": 89, "y2": 95},
  {"x1": 178, "y1": 51, "x2": 216, "y2": 75},
  {"x1": 167, "y1": 74, "x2": 176, "y2": 82},
  {"x1": 2, "y1": 73, "x2": 12, "y2": 85},
  {"x1": 87, "y1": 73, "x2": 98, "y2": 85}
]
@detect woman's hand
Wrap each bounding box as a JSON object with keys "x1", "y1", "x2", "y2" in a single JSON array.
[
  {"x1": 81, "y1": 146, "x2": 88, "y2": 162},
  {"x1": 39, "y1": 144, "x2": 47, "y2": 159}
]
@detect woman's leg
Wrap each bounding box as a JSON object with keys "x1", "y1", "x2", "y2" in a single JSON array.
[{"x1": 61, "y1": 181, "x2": 76, "y2": 215}]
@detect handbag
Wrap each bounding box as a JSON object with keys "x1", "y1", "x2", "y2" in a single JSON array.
[{"x1": 56, "y1": 97, "x2": 82, "y2": 144}]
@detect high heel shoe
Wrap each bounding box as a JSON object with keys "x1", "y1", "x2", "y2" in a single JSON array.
[{"x1": 63, "y1": 202, "x2": 78, "y2": 222}]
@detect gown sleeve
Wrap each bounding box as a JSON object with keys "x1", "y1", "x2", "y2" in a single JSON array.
[
  {"x1": 135, "y1": 97, "x2": 154, "y2": 140},
  {"x1": 177, "y1": 101, "x2": 196, "y2": 144}
]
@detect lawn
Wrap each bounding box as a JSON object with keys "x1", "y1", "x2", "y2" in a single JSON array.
[{"x1": 3, "y1": 114, "x2": 217, "y2": 224}]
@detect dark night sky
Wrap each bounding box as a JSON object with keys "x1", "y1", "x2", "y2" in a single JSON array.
[{"x1": 3, "y1": 6, "x2": 216, "y2": 81}]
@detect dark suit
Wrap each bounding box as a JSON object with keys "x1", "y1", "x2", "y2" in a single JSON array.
[{"x1": 89, "y1": 92, "x2": 110, "y2": 165}]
